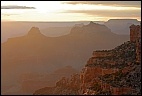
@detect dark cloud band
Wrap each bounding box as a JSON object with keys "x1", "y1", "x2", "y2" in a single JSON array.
[
  {"x1": 1, "y1": 5, "x2": 35, "y2": 9},
  {"x1": 62, "y1": 1, "x2": 141, "y2": 8},
  {"x1": 62, "y1": 10, "x2": 141, "y2": 18}
]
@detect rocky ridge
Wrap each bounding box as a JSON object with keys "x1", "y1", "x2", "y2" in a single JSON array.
[
  {"x1": 33, "y1": 24, "x2": 141, "y2": 95},
  {"x1": 1, "y1": 21, "x2": 131, "y2": 95},
  {"x1": 80, "y1": 41, "x2": 140, "y2": 95}
]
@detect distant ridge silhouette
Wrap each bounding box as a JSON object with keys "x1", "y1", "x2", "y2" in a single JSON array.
[{"x1": 1, "y1": 22, "x2": 129, "y2": 95}]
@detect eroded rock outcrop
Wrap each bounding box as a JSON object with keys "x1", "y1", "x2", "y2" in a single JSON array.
[
  {"x1": 33, "y1": 24, "x2": 141, "y2": 95},
  {"x1": 80, "y1": 24, "x2": 141, "y2": 95}
]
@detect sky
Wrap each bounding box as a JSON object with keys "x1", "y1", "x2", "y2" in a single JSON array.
[{"x1": 1, "y1": 1, "x2": 141, "y2": 22}]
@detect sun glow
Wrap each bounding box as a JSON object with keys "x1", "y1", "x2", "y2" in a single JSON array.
[
  {"x1": 1, "y1": 1, "x2": 141, "y2": 21},
  {"x1": 33, "y1": 1, "x2": 63, "y2": 13}
]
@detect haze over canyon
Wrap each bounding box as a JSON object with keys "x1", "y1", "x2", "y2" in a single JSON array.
[{"x1": 1, "y1": 19, "x2": 140, "y2": 95}]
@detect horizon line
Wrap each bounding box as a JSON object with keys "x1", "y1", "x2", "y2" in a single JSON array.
[{"x1": 1, "y1": 19, "x2": 141, "y2": 23}]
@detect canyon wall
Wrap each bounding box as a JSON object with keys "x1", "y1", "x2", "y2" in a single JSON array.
[
  {"x1": 80, "y1": 24, "x2": 141, "y2": 95},
  {"x1": 33, "y1": 24, "x2": 141, "y2": 95}
]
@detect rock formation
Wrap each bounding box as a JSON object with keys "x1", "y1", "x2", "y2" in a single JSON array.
[
  {"x1": 1, "y1": 21, "x2": 129, "y2": 95},
  {"x1": 80, "y1": 24, "x2": 141, "y2": 95},
  {"x1": 130, "y1": 24, "x2": 141, "y2": 63},
  {"x1": 33, "y1": 24, "x2": 141, "y2": 95},
  {"x1": 104, "y1": 19, "x2": 140, "y2": 35}
]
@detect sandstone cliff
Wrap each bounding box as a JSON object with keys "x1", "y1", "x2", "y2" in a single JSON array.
[
  {"x1": 34, "y1": 40, "x2": 141, "y2": 95},
  {"x1": 79, "y1": 24, "x2": 141, "y2": 95},
  {"x1": 80, "y1": 41, "x2": 141, "y2": 95}
]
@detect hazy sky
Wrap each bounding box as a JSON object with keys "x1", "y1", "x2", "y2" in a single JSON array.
[{"x1": 1, "y1": 1, "x2": 141, "y2": 21}]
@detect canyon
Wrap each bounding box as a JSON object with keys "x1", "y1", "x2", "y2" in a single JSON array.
[
  {"x1": 33, "y1": 24, "x2": 141, "y2": 95},
  {"x1": 2, "y1": 21, "x2": 138, "y2": 95}
]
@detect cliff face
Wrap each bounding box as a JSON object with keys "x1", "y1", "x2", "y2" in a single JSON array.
[
  {"x1": 80, "y1": 24, "x2": 141, "y2": 95},
  {"x1": 33, "y1": 24, "x2": 141, "y2": 95},
  {"x1": 80, "y1": 41, "x2": 141, "y2": 95},
  {"x1": 2, "y1": 21, "x2": 136, "y2": 95},
  {"x1": 33, "y1": 40, "x2": 141, "y2": 95}
]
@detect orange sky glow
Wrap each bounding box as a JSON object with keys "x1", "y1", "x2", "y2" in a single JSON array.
[{"x1": 1, "y1": 1, "x2": 141, "y2": 21}]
